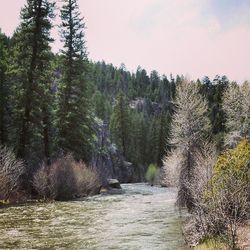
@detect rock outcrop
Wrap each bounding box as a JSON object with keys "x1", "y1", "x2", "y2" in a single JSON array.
[{"x1": 91, "y1": 118, "x2": 134, "y2": 185}]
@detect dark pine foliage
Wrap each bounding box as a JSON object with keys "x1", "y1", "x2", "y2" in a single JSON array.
[
  {"x1": 57, "y1": 0, "x2": 93, "y2": 161},
  {"x1": 9, "y1": 0, "x2": 55, "y2": 164}
]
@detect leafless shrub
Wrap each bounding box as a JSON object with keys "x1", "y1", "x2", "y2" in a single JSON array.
[
  {"x1": 49, "y1": 155, "x2": 77, "y2": 200},
  {"x1": 33, "y1": 163, "x2": 57, "y2": 200},
  {"x1": 72, "y1": 161, "x2": 101, "y2": 196},
  {"x1": 33, "y1": 155, "x2": 100, "y2": 200},
  {"x1": 0, "y1": 146, "x2": 25, "y2": 201}
]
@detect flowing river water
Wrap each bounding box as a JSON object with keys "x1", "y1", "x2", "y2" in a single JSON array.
[{"x1": 0, "y1": 184, "x2": 187, "y2": 249}]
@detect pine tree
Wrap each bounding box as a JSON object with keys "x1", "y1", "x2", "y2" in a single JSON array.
[
  {"x1": 10, "y1": 0, "x2": 55, "y2": 162},
  {"x1": 0, "y1": 31, "x2": 10, "y2": 145},
  {"x1": 110, "y1": 92, "x2": 131, "y2": 158},
  {"x1": 146, "y1": 117, "x2": 159, "y2": 164},
  {"x1": 91, "y1": 90, "x2": 111, "y2": 122},
  {"x1": 129, "y1": 111, "x2": 147, "y2": 165},
  {"x1": 146, "y1": 111, "x2": 171, "y2": 167},
  {"x1": 156, "y1": 111, "x2": 171, "y2": 167},
  {"x1": 57, "y1": 0, "x2": 93, "y2": 161}
]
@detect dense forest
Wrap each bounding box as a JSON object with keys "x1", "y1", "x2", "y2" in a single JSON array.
[{"x1": 0, "y1": 0, "x2": 249, "y2": 249}]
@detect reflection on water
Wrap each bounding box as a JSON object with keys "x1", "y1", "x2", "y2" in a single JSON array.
[{"x1": 0, "y1": 184, "x2": 187, "y2": 249}]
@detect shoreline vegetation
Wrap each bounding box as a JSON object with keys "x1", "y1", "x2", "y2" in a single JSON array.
[
  {"x1": 0, "y1": 147, "x2": 101, "y2": 206},
  {"x1": 161, "y1": 80, "x2": 250, "y2": 250}
]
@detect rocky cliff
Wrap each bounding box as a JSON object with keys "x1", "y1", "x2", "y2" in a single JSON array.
[{"x1": 91, "y1": 118, "x2": 134, "y2": 185}]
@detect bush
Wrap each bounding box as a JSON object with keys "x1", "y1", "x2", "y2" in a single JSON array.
[
  {"x1": 32, "y1": 163, "x2": 57, "y2": 200},
  {"x1": 185, "y1": 140, "x2": 250, "y2": 249},
  {"x1": 33, "y1": 155, "x2": 100, "y2": 200},
  {"x1": 206, "y1": 140, "x2": 250, "y2": 249},
  {"x1": 0, "y1": 146, "x2": 25, "y2": 201},
  {"x1": 72, "y1": 161, "x2": 100, "y2": 196},
  {"x1": 49, "y1": 155, "x2": 78, "y2": 200},
  {"x1": 145, "y1": 164, "x2": 158, "y2": 185}
]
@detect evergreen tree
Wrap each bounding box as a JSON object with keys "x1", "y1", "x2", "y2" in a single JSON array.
[
  {"x1": 58, "y1": 0, "x2": 93, "y2": 161},
  {"x1": 129, "y1": 111, "x2": 147, "y2": 165},
  {"x1": 156, "y1": 111, "x2": 171, "y2": 166},
  {"x1": 91, "y1": 90, "x2": 111, "y2": 122},
  {"x1": 10, "y1": 0, "x2": 55, "y2": 162},
  {"x1": 110, "y1": 92, "x2": 131, "y2": 158},
  {"x1": 146, "y1": 111, "x2": 171, "y2": 167},
  {"x1": 0, "y1": 31, "x2": 10, "y2": 145},
  {"x1": 146, "y1": 117, "x2": 159, "y2": 164}
]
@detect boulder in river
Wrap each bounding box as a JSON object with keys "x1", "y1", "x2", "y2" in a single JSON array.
[{"x1": 107, "y1": 179, "x2": 121, "y2": 189}]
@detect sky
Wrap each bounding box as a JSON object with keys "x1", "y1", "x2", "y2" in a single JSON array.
[{"x1": 0, "y1": 0, "x2": 250, "y2": 83}]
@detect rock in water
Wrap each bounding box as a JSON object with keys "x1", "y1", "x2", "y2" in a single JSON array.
[{"x1": 107, "y1": 179, "x2": 121, "y2": 189}]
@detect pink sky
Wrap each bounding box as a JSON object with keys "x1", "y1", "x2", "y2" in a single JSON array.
[{"x1": 0, "y1": 0, "x2": 250, "y2": 83}]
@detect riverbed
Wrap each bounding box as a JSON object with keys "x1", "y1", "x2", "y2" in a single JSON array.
[{"x1": 0, "y1": 184, "x2": 186, "y2": 249}]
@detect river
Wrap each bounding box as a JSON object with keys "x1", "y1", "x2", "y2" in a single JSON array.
[{"x1": 0, "y1": 184, "x2": 187, "y2": 249}]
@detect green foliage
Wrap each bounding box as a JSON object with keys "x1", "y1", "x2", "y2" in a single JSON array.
[
  {"x1": 110, "y1": 92, "x2": 131, "y2": 158},
  {"x1": 0, "y1": 31, "x2": 10, "y2": 145},
  {"x1": 202, "y1": 140, "x2": 250, "y2": 249},
  {"x1": 9, "y1": 0, "x2": 55, "y2": 163},
  {"x1": 145, "y1": 164, "x2": 158, "y2": 185},
  {"x1": 211, "y1": 139, "x2": 250, "y2": 193},
  {"x1": 129, "y1": 111, "x2": 147, "y2": 165},
  {"x1": 199, "y1": 75, "x2": 228, "y2": 136},
  {"x1": 91, "y1": 90, "x2": 111, "y2": 121},
  {"x1": 57, "y1": 0, "x2": 93, "y2": 161}
]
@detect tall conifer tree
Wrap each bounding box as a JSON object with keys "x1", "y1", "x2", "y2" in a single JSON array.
[
  {"x1": 110, "y1": 92, "x2": 131, "y2": 158},
  {"x1": 58, "y1": 0, "x2": 93, "y2": 161},
  {"x1": 0, "y1": 31, "x2": 10, "y2": 145},
  {"x1": 10, "y1": 0, "x2": 55, "y2": 162}
]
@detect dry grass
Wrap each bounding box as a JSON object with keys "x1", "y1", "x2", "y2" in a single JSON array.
[
  {"x1": 194, "y1": 239, "x2": 226, "y2": 250},
  {"x1": 194, "y1": 224, "x2": 250, "y2": 250}
]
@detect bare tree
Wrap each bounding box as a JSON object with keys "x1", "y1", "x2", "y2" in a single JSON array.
[
  {"x1": 182, "y1": 142, "x2": 217, "y2": 246},
  {"x1": 167, "y1": 80, "x2": 211, "y2": 210}
]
